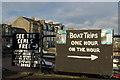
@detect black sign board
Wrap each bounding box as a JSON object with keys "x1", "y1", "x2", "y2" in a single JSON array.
[
  {"x1": 12, "y1": 33, "x2": 39, "y2": 67},
  {"x1": 55, "y1": 30, "x2": 113, "y2": 76}
]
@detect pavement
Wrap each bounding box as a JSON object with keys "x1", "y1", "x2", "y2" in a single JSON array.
[
  {"x1": 1, "y1": 54, "x2": 118, "y2": 80},
  {"x1": 2, "y1": 71, "x2": 116, "y2": 80}
]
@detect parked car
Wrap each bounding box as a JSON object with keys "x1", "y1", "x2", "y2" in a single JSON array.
[
  {"x1": 38, "y1": 57, "x2": 54, "y2": 69},
  {"x1": 6, "y1": 43, "x2": 12, "y2": 48},
  {"x1": 2, "y1": 43, "x2": 12, "y2": 53}
]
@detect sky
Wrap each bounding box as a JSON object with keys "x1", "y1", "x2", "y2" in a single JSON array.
[
  {"x1": 1, "y1": 2, "x2": 119, "y2": 34},
  {"x1": 1, "y1": 0, "x2": 120, "y2": 2}
]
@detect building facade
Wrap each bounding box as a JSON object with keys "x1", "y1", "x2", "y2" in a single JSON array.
[
  {"x1": 12, "y1": 16, "x2": 40, "y2": 33},
  {"x1": 2, "y1": 16, "x2": 64, "y2": 53},
  {"x1": 12, "y1": 16, "x2": 64, "y2": 48},
  {"x1": 2, "y1": 24, "x2": 27, "y2": 53}
]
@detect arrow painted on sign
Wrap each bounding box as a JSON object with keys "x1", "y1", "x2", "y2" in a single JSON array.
[
  {"x1": 32, "y1": 44, "x2": 38, "y2": 49},
  {"x1": 67, "y1": 55, "x2": 98, "y2": 61}
]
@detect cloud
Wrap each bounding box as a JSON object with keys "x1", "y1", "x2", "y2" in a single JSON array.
[
  {"x1": 2, "y1": 2, "x2": 118, "y2": 34},
  {"x1": 55, "y1": 2, "x2": 117, "y2": 20},
  {"x1": 65, "y1": 14, "x2": 118, "y2": 34},
  {"x1": 2, "y1": 16, "x2": 18, "y2": 24},
  {"x1": 84, "y1": 21, "x2": 91, "y2": 25},
  {"x1": 2, "y1": 2, "x2": 50, "y2": 18},
  {"x1": 2, "y1": 2, "x2": 117, "y2": 24},
  {"x1": 2, "y1": 0, "x2": 120, "y2": 2}
]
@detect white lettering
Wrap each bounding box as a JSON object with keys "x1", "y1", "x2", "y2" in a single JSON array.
[
  {"x1": 77, "y1": 47, "x2": 85, "y2": 52},
  {"x1": 17, "y1": 39, "x2": 29, "y2": 44},
  {"x1": 84, "y1": 41, "x2": 98, "y2": 46},
  {"x1": 71, "y1": 41, "x2": 82, "y2": 45},
  {"x1": 69, "y1": 47, "x2": 75, "y2": 52},
  {"x1": 86, "y1": 48, "x2": 100, "y2": 52},
  {"x1": 16, "y1": 34, "x2": 25, "y2": 39},
  {"x1": 69, "y1": 32, "x2": 83, "y2": 39}
]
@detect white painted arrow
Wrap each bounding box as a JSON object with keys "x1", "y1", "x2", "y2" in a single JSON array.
[
  {"x1": 32, "y1": 44, "x2": 38, "y2": 49},
  {"x1": 67, "y1": 55, "x2": 98, "y2": 61}
]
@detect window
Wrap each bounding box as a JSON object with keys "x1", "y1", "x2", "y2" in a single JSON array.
[
  {"x1": 43, "y1": 25, "x2": 47, "y2": 30},
  {"x1": 48, "y1": 24, "x2": 51, "y2": 31}
]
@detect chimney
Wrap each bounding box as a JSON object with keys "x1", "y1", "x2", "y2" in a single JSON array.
[
  {"x1": 48, "y1": 21, "x2": 53, "y2": 24},
  {"x1": 39, "y1": 19, "x2": 45, "y2": 24},
  {"x1": 31, "y1": 16, "x2": 35, "y2": 20}
]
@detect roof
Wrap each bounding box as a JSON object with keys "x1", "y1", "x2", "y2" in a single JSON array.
[
  {"x1": 12, "y1": 27, "x2": 27, "y2": 33},
  {"x1": 22, "y1": 17, "x2": 39, "y2": 24},
  {"x1": 2, "y1": 24, "x2": 27, "y2": 33}
]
